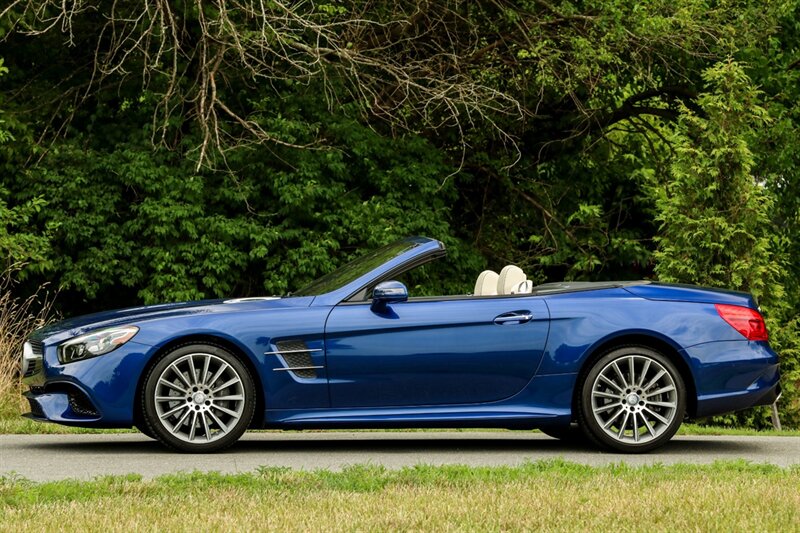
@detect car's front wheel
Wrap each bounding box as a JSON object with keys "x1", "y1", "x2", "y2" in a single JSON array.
[
  {"x1": 539, "y1": 423, "x2": 585, "y2": 444},
  {"x1": 141, "y1": 343, "x2": 256, "y2": 453},
  {"x1": 578, "y1": 346, "x2": 685, "y2": 453},
  {"x1": 135, "y1": 422, "x2": 157, "y2": 439}
]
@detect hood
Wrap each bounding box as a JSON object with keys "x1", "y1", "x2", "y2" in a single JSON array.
[
  {"x1": 31, "y1": 296, "x2": 313, "y2": 341},
  {"x1": 624, "y1": 282, "x2": 757, "y2": 308}
]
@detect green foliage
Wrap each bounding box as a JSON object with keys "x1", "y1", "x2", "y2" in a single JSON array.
[
  {"x1": 1, "y1": 2, "x2": 800, "y2": 427},
  {"x1": 651, "y1": 60, "x2": 782, "y2": 304},
  {"x1": 648, "y1": 60, "x2": 796, "y2": 427},
  {"x1": 743, "y1": 5, "x2": 800, "y2": 428},
  {"x1": 0, "y1": 59, "x2": 49, "y2": 268},
  {"x1": 10, "y1": 87, "x2": 482, "y2": 306},
  {"x1": 0, "y1": 188, "x2": 49, "y2": 268},
  {"x1": 768, "y1": 318, "x2": 800, "y2": 428}
]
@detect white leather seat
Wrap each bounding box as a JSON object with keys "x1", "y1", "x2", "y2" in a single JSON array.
[
  {"x1": 497, "y1": 265, "x2": 526, "y2": 295},
  {"x1": 473, "y1": 270, "x2": 499, "y2": 296},
  {"x1": 511, "y1": 279, "x2": 534, "y2": 294}
]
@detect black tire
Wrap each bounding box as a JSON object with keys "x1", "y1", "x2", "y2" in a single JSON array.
[
  {"x1": 539, "y1": 423, "x2": 585, "y2": 443},
  {"x1": 141, "y1": 343, "x2": 256, "y2": 453},
  {"x1": 135, "y1": 422, "x2": 157, "y2": 439},
  {"x1": 578, "y1": 346, "x2": 685, "y2": 453}
]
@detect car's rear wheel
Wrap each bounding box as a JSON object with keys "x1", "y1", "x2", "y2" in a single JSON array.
[
  {"x1": 141, "y1": 343, "x2": 256, "y2": 453},
  {"x1": 578, "y1": 346, "x2": 685, "y2": 453}
]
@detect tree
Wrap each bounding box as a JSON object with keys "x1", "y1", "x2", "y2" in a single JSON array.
[
  {"x1": 0, "y1": 57, "x2": 49, "y2": 270},
  {"x1": 1, "y1": 2, "x2": 799, "y2": 426},
  {"x1": 0, "y1": 1, "x2": 774, "y2": 168},
  {"x1": 651, "y1": 60, "x2": 782, "y2": 303},
  {"x1": 0, "y1": 1, "x2": 782, "y2": 281},
  {"x1": 649, "y1": 59, "x2": 797, "y2": 427}
]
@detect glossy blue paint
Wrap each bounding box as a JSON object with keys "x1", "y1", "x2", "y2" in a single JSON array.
[
  {"x1": 23, "y1": 391, "x2": 76, "y2": 422},
  {"x1": 371, "y1": 280, "x2": 409, "y2": 307},
  {"x1": 682, "y1": 340, "x2": 780, "y2": 417},
  {"x1": 372, "y1": 280, "x2": 408, "y2": 299},
  {"x1": 26, "y1": 341, "x2": 153, "y2": 425},
  {"x1": 325, "y1": 297, "x2": 550, "y2": 407},
  {"x1": 21, "y1": 236, "x2": 781, "y2": 432},
  {"x1": 536, "y1": 288, "x2": 746, "y2": 377},
  {"x1": 625, "y1": 283, "x2": 758, "y2": 308}
]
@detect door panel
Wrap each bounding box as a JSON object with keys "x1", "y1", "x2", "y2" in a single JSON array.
[{"x1": 324, "y1": 297, "x2": 550, "y2": 408}]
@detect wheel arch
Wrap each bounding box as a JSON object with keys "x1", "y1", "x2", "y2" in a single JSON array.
[
  {"x1": 571, "y1": 333, "x2": 697, "y2": 420},
  {"x1": 133, "y1": 334, "x2": 265, "y2": 429}
]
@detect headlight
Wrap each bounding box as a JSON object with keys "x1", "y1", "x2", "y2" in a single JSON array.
[{"x1": 58, "y1": 326, "x2": 139, "y2": 364}]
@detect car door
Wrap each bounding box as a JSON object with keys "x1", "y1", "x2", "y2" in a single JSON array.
[{"x1": 324, "y1": 296, "x2": 550, "y2": 408}]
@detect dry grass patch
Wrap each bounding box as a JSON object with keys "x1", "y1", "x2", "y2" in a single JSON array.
[
  {"x1": 0, "y1": 269, "x2": 53, "y2": 420},
  {"x1": 1, "y1": 461, "x2": 798, "y2": 532}
]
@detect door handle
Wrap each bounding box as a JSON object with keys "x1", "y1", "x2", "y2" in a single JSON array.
[{"x1": 494, "y1": 311, "x2": 533, "y2": 325}]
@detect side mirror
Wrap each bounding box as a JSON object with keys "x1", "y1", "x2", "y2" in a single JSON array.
[{"x1": 371, "y1": 280, "x2": 408, "y2": 310}]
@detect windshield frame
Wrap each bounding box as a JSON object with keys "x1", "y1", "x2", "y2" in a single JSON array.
[
  {"x1": 299, "y1": 237, "x2": 445, "y2": 306},
  {"x1": 293, "y1": 240, "x2": 421, "y2": 297}
]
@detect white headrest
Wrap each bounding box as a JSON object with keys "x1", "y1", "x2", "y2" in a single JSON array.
[
  {"x1": 497, "y1": 265, "x2": 526, "y2": 295},
  {"x1": 473, "y1": 270, "x2": 499, "y2": 296},
  {"x1": 511, "y1": 280, "x2": 533, "y2": 294}
]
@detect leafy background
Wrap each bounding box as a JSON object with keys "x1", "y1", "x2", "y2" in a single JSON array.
[{"x1": 0, "y1": 1, "x2": 798, "y2": 427}]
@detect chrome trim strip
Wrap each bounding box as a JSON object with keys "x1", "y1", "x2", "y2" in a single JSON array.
[
  {"x1": 21, "y1": 341, "x2": 44, "y2": 384},
  {"x1": 263, "y1": 348, "x2": 322, "y2": 356},
  {"x1": 224, "y1": 296, "x2": 280, "y2": 304},
  {"x1": 273, "y1": 366, "x2": 324, "y2": 372},
  {"x1": 21, "y1": 342, "x2": 34, "y2": 375},
  {"x1": 494, "y1": 314, "x2": 533, "y2": 323}
]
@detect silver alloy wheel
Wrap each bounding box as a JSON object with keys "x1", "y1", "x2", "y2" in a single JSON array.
[
  {"x1": 590, "y1": 354, "x2": 678, "y2": 444},
  {"x1": 153, "y1": 352, "x2": 246, "y2": 444}
]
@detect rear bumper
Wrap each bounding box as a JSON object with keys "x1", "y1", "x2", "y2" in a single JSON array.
[
  {"x1": 755, "y1": 380, "x2": 782, "y2": 406},
  {"x1": 684, "y1": 340, "x2": 780, "y2": 418}
]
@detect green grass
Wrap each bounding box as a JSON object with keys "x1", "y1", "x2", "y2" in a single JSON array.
[
  {"x1": 678, "y1": 423, "x2": 800, "y2": 436},
  {"x1": 1, "y1": 461, "x2": 798, "y2": 531}
]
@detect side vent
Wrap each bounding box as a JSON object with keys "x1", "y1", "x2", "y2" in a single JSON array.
[{"x1": 274, "y1": 340, "x2": 318, "y2": 379}]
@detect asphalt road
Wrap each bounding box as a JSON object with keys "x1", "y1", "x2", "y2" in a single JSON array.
[{"x1": 1, "y1": 432, "x2": 798, "y2": 481}]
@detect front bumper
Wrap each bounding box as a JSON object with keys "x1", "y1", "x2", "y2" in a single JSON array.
[
  {"x1": 21, "y1": 340, "x2": 154, "y2": 427},
  {"x1": 23, "y1": 384, "x2": 102, "y2": 425}
]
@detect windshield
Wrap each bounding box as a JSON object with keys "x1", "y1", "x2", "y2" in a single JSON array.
[{"x1": 292, "y1": 240, "x2": 420, "y2": 296}]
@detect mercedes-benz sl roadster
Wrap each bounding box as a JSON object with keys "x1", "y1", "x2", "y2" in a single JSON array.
[{"x1": 21, "y1": 237, "x2": 780, "y2": 453}]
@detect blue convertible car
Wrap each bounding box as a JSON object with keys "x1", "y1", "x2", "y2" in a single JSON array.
[{"x1": 21, "y1": 237, "x2": 780, "y2": 453}]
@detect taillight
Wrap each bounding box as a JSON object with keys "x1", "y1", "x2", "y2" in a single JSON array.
[{"x1": 714, "y1": 304, "x2": 768, "y2": 341}]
